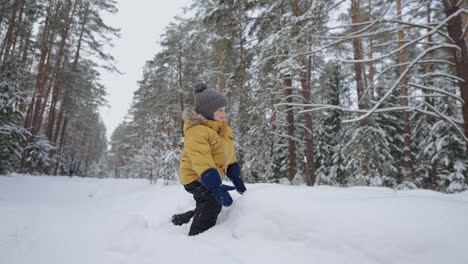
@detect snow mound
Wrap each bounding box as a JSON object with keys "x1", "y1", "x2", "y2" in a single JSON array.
[{"x1": 1, "y1": 175, "x2": 467, "y2": 264}]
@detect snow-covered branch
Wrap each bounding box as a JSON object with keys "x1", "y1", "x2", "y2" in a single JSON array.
[
  {"x1": 400, "y1": 94, "x2": 445, "y2": 99},
  {"x1": 408, "y1": 83, "x2": 463, "y2": 104},
  {"x1": 413, "y1": 107, "x2": 464, "y2": 125},
  {"x1": 422, "y1": 101, "x2": 468, "y2": 142},
  {"x1": 357, "y1": 59, "x2": 456, "y2": 106},
  {"x1": 456, "y1": 0, "x2": 465, "y2": 8},
  {"x1": 339, "y1": 9, "x2": 467, "y2": 64},
  {"x1": 269, "y1": 131, "x2": 305, "y2": 144},
  {"x1": 289, "y1": 102, "x2": 466, "y2": 142},
  {"x1": 344, "y1": 44, "x2": 460, "y2": 123},
  {"x1": 337, "y1": 1, "x2": 393, "y2": 39},
  {"x1": 416, "y1": 73, "x2": 465, "y2": 83},
  {"x1": 381, "y1": 19, "x2": 454, "y2": 43},
  {"x1": 281, "y1": 103, "x2": 417, "y2": 115}
]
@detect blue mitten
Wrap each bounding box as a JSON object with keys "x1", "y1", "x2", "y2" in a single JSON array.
[
  {"x1": 226, "y1": 162, "x2": 247, "y2": 194},
  {"x1": 201, "y1": 168, "x2": 235, "y2": 207}
]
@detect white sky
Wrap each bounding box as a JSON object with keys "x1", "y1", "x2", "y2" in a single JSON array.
[{"x1": 99, "y1": 0, "x2": 192, "y2": 140}]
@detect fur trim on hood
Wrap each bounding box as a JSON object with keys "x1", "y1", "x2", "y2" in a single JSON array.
[{"x1": 182, "y1": 107, "x2": 207, "y2": 125}]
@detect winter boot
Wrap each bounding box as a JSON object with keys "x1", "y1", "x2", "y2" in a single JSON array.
[{"x1": 172, "y1": 210, "x2": 195, "y2": 226}]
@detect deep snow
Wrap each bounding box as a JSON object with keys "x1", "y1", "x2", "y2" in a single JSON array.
[{"x1": 1, "y1": 174, "x2": 468, "y2": 264}]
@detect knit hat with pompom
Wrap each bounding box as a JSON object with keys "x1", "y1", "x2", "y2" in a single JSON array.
[{"x1": 193, "y1": 83, "x2": 227, "y2": 120}]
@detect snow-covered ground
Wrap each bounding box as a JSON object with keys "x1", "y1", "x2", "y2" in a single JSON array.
[{"x1": 1, "y1": 174, "x2": 468, "y2": 264}]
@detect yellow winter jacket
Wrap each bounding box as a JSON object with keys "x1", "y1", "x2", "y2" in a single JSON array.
[{"x1": 178, "y1": 107, "x2": 237, "y2": 185}]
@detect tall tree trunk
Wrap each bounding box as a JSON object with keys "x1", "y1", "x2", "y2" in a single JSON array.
[
  {"x1": 54, "y1": 0, "x2": 90, "y2": 149},
  {"x1": 270, "y1": 105, "x2": 277, "y2": 157},
  {"x1": 301, "y1": 55, "x2": 317, "y2": 186},
  {"x1": 425, "y1": 0, "x2": 435, "y2": 124},
  {"x1": 443, "y1": 0, "x2": 468, "y2": 152},
  {"x1": 84, "y1": 140, "x2": 91, "y2": 176},
  {"x1": 53, "y1": 103, "x2": 64, "y2": 144},
  {"x1": 397, "y1": 0, "x2": 414, "y2": 179},
  {"x1": 0, "y1": 0, "x2": 20, "y2": 68},
  {"x1": 31, "y1": 0, "x2": 60, "y2": 136},
  {"x1": 23, "y1": 0, "x2": 52, "y2": 130},
  {"x1": 425, "y1": 0, "x2": 438, "y2": 188},
  {"x1": 237, "y1": 26, "x2": 247, "y2": 167},
  {"x1": 216, "y1": 42, "x2": 225, "y2": 90},
  {"x1": 53, "y1": 114, "x2": 68, "y2": 175},
  {"x1": 47, "y1": 0, "x2": 78, "y2": 141},
  {"x1": 55, "y1": 0, "x2": 90, "y2": 146},
  {"x1": 46, "y1": 60, "x2": 63, "y2": 140},
  {"x1": 73, "y1": 0, "x2": 90, "y2": 65},
  {"x1": 16, "y1": 15, "x2": 33, "y2": 114},
  {"x1": 39, "y1": 74, "x2": 55, "y2": 135},
  {"x1": 79, "y1": 128, "x2": 90, "y2": 174},
  {"x1": 461, "y1": 1, "x2": 468, "y2": 48},
  {"x1": 20, "y1": 0, "x2": 54, "y2": 171},
  {"x1": 293, "y1": 0, "x2": 316, "y2": 186},
  {"x1": 24, "y1": 89, "x2": 36, "y2": 129},
  {"x1": 280, "y1": 1, "x2": 303, "y2": 183},
  {"x1": 351, "y1": 0, "x2": 367, "y2": 118},
  {"x1": 178, "y1": 54, "x2": 184, "y2": 134},
  {"x1": 351, "y1": 0, "x2": 370, "y2": 179},
  {"x1": 19, "y1": 8, "x2": 32, "y2": 64},
  {"x1": 0, "y1": 0, "x2": 9, "y2": 30},
  {"x1": 8, "y1": 0, "x2": 25, "y2": 61},
  {"x1": 283, "y1": 77, "x2": 297, "y2": 182},
  {"x1": 367, "y1": 0, "x2": 374, "y2": 97}
]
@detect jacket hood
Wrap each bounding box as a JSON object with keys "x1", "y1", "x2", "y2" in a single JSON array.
[
  {"x1": 182, "y1": 107, "x2": 228, "y2": 136},
  {"x1": 182, "y1": 107, "x2": 207, "y2": 125}
]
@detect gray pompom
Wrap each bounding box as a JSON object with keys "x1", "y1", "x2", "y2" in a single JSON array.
[{"x1": 194, "y1": 83, "x2": 207, "y2": 93}]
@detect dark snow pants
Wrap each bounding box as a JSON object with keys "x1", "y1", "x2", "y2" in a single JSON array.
[{"x1": 184, "y1": 180, "x2": 222, "y2": 236}]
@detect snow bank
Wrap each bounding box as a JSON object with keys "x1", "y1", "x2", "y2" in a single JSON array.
[{"x1": 1, "y1": 174, "x2": 467, "y2": 264}]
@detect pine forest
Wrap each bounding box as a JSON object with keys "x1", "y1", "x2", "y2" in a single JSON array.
[{"x1": 1, "y1": 0, "x2": 467, "y2": 193}]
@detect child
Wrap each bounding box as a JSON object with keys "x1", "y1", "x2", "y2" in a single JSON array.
[{"x1": 172, "y1": 83, "x2": 246, "y2": 236}]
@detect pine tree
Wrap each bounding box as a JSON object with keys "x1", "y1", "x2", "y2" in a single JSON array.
[
  {"x1": 0, "y1": 62, "x2": 29, "y2": 174},
  {"x1": 0, "y1": 0, "x2": 120, "y2": 175},
  {"x1": 100, "y1": 0, "x2": 467, "y2": 192}
]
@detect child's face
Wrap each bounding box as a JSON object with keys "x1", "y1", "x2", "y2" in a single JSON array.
[{"x1": 213, "y1": 107, "x2": 227, "y2": 122}]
